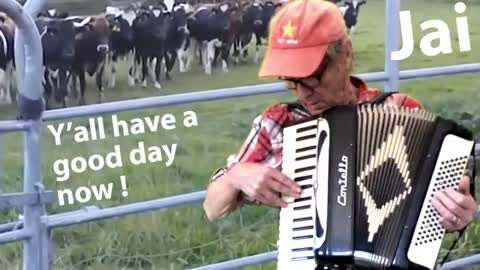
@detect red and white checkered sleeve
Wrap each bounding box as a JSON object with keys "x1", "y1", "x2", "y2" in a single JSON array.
[
  {"x1": 210, "y1": 104, "x2": 290, "y2": 183},
  {"x1": 210, "y1": 113, "x2": 271, "y2": 182}
]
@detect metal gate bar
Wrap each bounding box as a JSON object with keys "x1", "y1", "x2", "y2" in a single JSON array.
[
  {"x1": 38, "y1": 63, "x2": 480, "y2": 122},
  {"x1": 46, "y1": 191, "x2": 206, "y2": 228},
  {"x1": 0, "y1": 121, "x2": 32, "y2": 132},
  {"x1": 0, "y1": 229, "x2": 32, "y2": 245}
]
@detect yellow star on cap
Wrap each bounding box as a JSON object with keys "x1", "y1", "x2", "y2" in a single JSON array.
[{"x1": 282, "y1": 20, "x2": 296, "y2": 39}]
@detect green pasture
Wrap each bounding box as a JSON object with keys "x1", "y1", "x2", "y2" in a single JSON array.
[{"x1": 1, "y1": 0, "x2": 480, "y2": 269}]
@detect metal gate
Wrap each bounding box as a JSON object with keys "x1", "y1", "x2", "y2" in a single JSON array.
[{"x1": 0, "y1": 0, "x2": 479, "y2": 269}]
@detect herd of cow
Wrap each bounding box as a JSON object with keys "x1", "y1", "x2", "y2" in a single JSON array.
[{"x1": 0, "y1": 0, "x2": 366, "y2": 109}]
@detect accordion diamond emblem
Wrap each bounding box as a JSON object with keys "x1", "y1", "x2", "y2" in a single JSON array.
[{"x1": 356, "y1": 125, "x2": 413, "y2": 242}]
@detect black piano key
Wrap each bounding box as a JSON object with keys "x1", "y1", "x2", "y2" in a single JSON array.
[
  {"x1": 292, "y1": 256, "x2": 315, "y2": 261},
  {"x1": 293, "y1": 217, "x2": 313, "y2": 222},
  {"x1": 295, "y1": 154, "x2": 317, "y2": 161},
  {"x1": 296, "y1": 134, "x2": 317, "y2": 141},
  {"x1": 296, "y1": 145, "x2": 317, "y2": 153},
  {"x1": 293, "y1": 225, "x2": 314, "y2": 231},
  {"x1": 293, "y1": 205, "x2": 311, "y2": 211},
  {"x1": 295, "y1": 166, "x2": 316, "y2": 173},
  {"x1": 294, "y1": 196, "x2": 312, "y2": 203},
  {"x1": 294, "y1": 175, "x2": 312, "y2": 182},
  {"x1": 297, "y1": 125, "x2": 317, "y2": 133},
  {"x1": 293, "y1": 235, "x2": 314, "y2": 240},
  {"x1": 300, "y1": 184, "x2": 313, "y2": 190},
  {"x1": 292, "y1": 247, "x2": 314, "y2": 252}
]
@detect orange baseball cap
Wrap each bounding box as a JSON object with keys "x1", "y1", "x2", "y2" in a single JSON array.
[{"x1": 258, "y1": 0, "x2": 347, "y2": 78}]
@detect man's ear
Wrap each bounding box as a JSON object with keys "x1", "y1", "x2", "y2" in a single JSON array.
[
  {"x1": 342, "y1": 38, "x2": 353, "y2": 58},
  {"x1": 342, "y1": 38, "x2": 353, "y2": 71}
]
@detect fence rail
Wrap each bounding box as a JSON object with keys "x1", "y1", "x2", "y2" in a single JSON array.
[{"x1": 1, "y1": 0, "x2": 480, "y2": 269}]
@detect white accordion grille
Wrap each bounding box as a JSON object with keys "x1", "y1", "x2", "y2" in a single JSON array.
[
  {"x1": 408, "y1": 134, "x2": 473, "y2": 270},
  {"x1": 413, "y1": 156, "x2": 468, "y2": 247}
]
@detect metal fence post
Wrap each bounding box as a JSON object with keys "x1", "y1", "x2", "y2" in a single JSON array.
[
  {"x1": 384, "y1": 0, "x2": 401, "y2": 92},
  {"x1": 0, "y1": 0, "x2": 46, "y2": 269}
]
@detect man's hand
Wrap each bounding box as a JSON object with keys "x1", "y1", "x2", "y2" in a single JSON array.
[
  {"x1": 227, "y1": 162, "x2": 302, "y2": 208},
  {"x1": 432, "y1": 176, "x2": 477, "y2": 232}
]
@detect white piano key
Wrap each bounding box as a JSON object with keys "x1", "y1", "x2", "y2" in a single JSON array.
[
  {"x1": 294, "y1": 138, "x2": 319, "y2": 149},
  {"x1": 278, "y1": 247, "x2": 314, "y2": 261},
  {"x1": 282, "y1": 190, "x2": 315, "y2": 204},
  {"x1": 278, "y1": 239, "x2": 314, "y2": 252},
  {"x1": 290, "y1": 228, "x2": 315, "y2": 238},
  {"x1": 278, "y1": 258, "x2": 317, "y2": 270},
  {"x1": 290, "y1": 219, "x2": 315, "y2": 229},
  {"x1": 294, "y1": 127, "x2": 318, "y2": 137},
  {"x1": 279, "y1": 206, "x2": 313, "y2": 218}
]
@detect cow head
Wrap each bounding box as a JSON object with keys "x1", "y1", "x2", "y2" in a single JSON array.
[
  {"x1": 346, "y1": 0, "x2": 367, "y2": 15},
  {"x1": 229, "y1": 4, "x2": 243, "y2": 24},
  {"x1": 109, "y1": 15, "x2": 134, "y2": 44},
  {"x1": 171, "y1": 3, "x2": 191, "y2": 35},
  {"x1": 211, "y1": 2, "x2": 233, "y2": 32},
  {"x1": 73, "y1": 16, "x2": 111, "y2": 54},
  {"x1": 141, "y1": 8, "x2": 167, "y2": 41},
  {"x1": 37, "y1": 18, "x2": 76, "y2": 103},
  {"x1": 0, "y1": 12, "x2": 15, "y2": 35},
  {"x1": 39, "y1": 18, "x2": 76, "y2": 63},
  {"x1": 261, "y1": 1, "x2": 282, "y2": 21},
  {"x1": 243, "y1": 2, "x2": 263, "y2": 28}
]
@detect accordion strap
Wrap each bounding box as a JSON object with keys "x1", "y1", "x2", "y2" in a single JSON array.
[
  {"x1": 360, "y1": 91, "x2": 396, "y2": 105},
  {"x1": 438, "y1": 229, "x2": 466, "y2": 268}
]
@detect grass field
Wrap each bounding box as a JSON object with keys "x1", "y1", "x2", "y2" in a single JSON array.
[{"x1": 1, "y1": 0, "x2": 480, "y2": 269}]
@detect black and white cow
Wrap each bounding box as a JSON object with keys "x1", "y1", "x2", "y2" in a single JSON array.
[
  {"x1": 68, "y1": 16, "x2": 111, "y2": 105},
  {"x1": 339, "y1": 0, "x2": 366, "y2": 35},
  {"x1": 233, "y1": 2, "x2": 262, "y2": 64},
  {"x1": 164, "y1": 3, "x2": 192, "y2": 79},
  {"x1": 187, "y1": 2, "x2": 237, "y2": 75},
  {"x1": 105, "y1": 13, "x2": 134, "y2": 88},
  {"x1": 36, "y1": 17, "x2": 76, "y2": 109},
  {"x1": 132, "y1": 6, "x2": 169, "y2": 89},
  {"x1": 0, "y1": 13, "x2": 14, "y2": 104},
  {"x1": 233, "y1": 1, "x2": 281, "y2": 64}
]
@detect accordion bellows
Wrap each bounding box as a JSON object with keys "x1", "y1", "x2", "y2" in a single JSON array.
[{"x1": 277, "y1": 104, "x2": 475, "y2": 270}]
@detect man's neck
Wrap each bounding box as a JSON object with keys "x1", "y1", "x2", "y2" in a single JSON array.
[{"x1": 344, "y1": 80, "x2": 359, "y2": 105}]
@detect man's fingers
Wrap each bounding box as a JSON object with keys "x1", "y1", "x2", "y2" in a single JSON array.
[
  {"x1": 438, "y1": 216, "x2": 457, "y2": 232},
  {"x1": 269, "y1": 168, "x2": 302, "y2": 193},
  {"x1": 444, "y1": 188, "x2": 477, "y2": 212},
  {"x1": 260, "y1": 189, "x2": 288, "y2": 208},
  {"x1": 432, "y1": 195, "x2": 456, "y2": 222},
  {"x1": 458, "y1": 175, "x2": 471, "y2": 194},
  {"x1": 267, "y1": 179, "x2": 300, "y2": 198},
  {"x1": 437, "y1": 190, "x2": 471, "y2": 220},
  {"x1": 432, "y1": 193, "x2": 466, "y2": 231}
]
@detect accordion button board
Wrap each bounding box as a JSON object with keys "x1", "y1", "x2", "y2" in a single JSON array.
[{"x1": 407, "y1": 134, "x2": 474, "y2": 269}]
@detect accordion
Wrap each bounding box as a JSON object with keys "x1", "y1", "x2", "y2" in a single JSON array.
[{"x1": 277, "y1": 104, "x2": 475, "y2": 270}]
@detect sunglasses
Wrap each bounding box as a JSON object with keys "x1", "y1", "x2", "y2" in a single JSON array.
[{"x1": 279, "y1": 56, "x2": 331, "y2": 90}]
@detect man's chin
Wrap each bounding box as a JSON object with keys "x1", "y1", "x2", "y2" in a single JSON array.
[{"x1": 306, "y1": 104, "x2": 331, "y2": 115}]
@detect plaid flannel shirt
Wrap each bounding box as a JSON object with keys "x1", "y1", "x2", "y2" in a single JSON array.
[{"x1": 210, "y1": 77, "x2": 423, "y2": 203}]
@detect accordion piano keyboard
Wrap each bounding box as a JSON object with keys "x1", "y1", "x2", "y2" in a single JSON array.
[{"x1": 277, "y1": 119, "x2": 329, "y2": 270}]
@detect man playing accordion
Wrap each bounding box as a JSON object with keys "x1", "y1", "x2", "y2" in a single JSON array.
[{"x1": 203, "y1": 0, "x2": 477, "y2": 267}]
